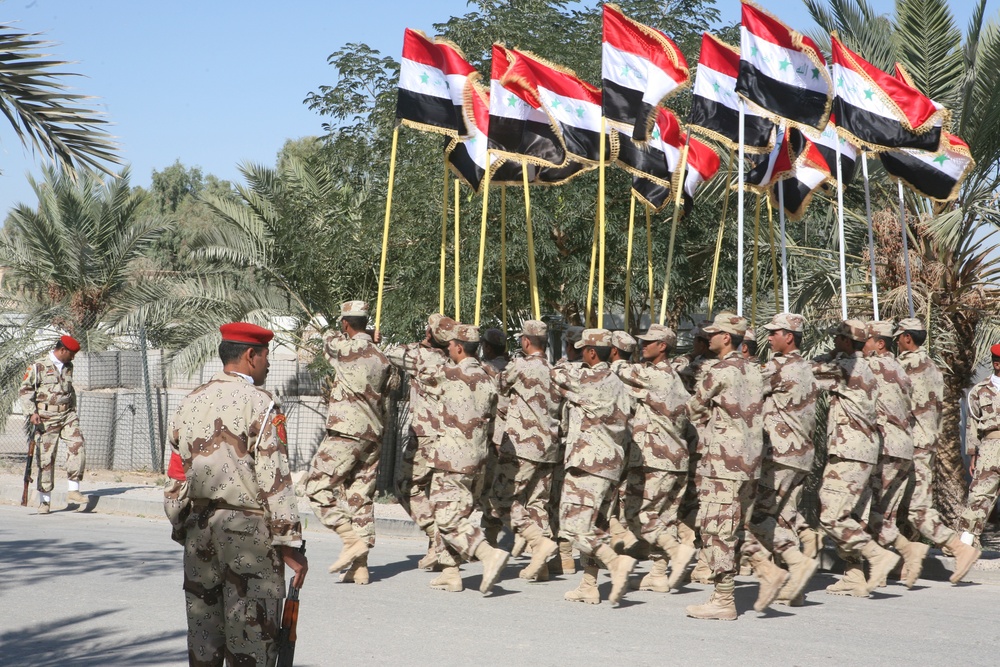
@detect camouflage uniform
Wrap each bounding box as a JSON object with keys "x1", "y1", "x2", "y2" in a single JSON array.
[
  {"x1": 956, "y1": 374, "x2": 1000, "y2": 537},
  {"x1": 549, "y1": 326, "x2": 585, "y2": 543},
  {"x1": 304, "y1": 325, "x2": 390, "y2": 548},
  {"x1": 19, "y1": 353, "x2": 86, "y2": 494},
  {"x1": 477, "y1": 353, "x2": 508, "y2": 531},
  {"x1": 164, "y1": 371, "x2": 301, "y2": 667}
]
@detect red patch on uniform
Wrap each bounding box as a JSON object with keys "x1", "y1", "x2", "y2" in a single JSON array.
[
  {"x1": 167, "y1": 452, "x2": 186, "y2": 481},
  {"x1": 272, "y1": 414, "x2": 288, "y2": 446},
  {"x1": 23, "y1": 370, "x2": 31, "y2": 382}
]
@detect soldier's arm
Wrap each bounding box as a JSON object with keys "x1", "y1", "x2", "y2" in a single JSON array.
[
  {"x1": 686, "y1": 370, "x2": 720, "y2": 425},
  {"x1": 810, "y1": 356, "x2": 842, "y2": 392},
  {"x1": 18, "y1": 363, "x2": 39, "y2": 415},
  {"x1": 162, "y1": 420, "x2": 191, "y2": 544},
  {"x1": 965, "y1": 387, "x2": 983, "y2": 457},
  {"x1": 384, "y1": 341, "x2": 420, "y2": 373},
  {"x1": 251, "y1": 405, "x2": 303, "y2": 547}
]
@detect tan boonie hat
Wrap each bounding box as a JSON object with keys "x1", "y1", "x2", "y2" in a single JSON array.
[
  {"x1": 762, "y1": 312, "x2": 805, "y2": 333},
  {"x1": 637, "y1": 324, "x2": 676, "y2": 347},
  {"x1": 832, "y1": 319, "x2": 867, "y2": 342},
  {"x1": 482, "y1": 328, "x2": 506, "y2": 347},
  {"x1": 340, "y1": 300, "x2": 369, "y2": 318},
  {"x1": 702, "y1": 312, "x2": 748, "y2": 337},
  {"x1": 866, "y1": 320, "x2": 895, "y2": 339},
  {"x1": 433, "y1": 316, "x2": 459, "y2": 343},
  {"x1": 611, "y1": 331, "x2": 637, "y2": 353},
  {"x1": 521, "y1": 320, "x2": 548, "y2": 337},
  {"x1": 428, "y1": 313, "x2": 444, "y2": 329},
  {"x1": 455, "y1": 323, "x2": 480, "y2": 343},
  {"x1": 893, "y1": 317, "x2": 925, "y2": 337},
  {"x1": 563, "y1": 325, "x2": 585, "y2": 344},
  {"x1": 575, "y1": 328, "x2": 612, "y2": 349}
]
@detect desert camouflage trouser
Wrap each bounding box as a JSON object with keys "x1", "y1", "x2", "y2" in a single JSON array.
[
  {"x1": 694, "y1": 475, "x2": 755, "y2": 577},
  {"x1": 956, "y1": 440, "x2": 1000, "y2": 537},
  {"x1": 744, "y1": 460, "x2": 808, "y2": 559},
  {"x1": 819, "y1": 456, "x2": 875, "y2": 557},
  {"x1": 623, "y1": 467, "x2": 687, "y2": 546},
  {"x1": 396, "y1": 430, "x2": 435, "y2": 532},
  {"x1": 869, "y1": 454, "x2": 913, "y2": 547},
  {"x1": 35, "y1": 410, "x2": 86, "y2": 493},
  {"x1": 182, "y1": 508, "x2": 285, "y2": 667},
  {"x1": 901, "y1": 447, "x2": 955, "y2": 545},
  {"x1": 304, "y1": 432, "x2": 380, "y2": 546},
  {"x1": 487, "y1": 441, "x2": 555, "y2": 537},
  {"x1": 558, "y1": 468, "x2": 616, "y2": 557},
  {"x1": 430, "y1": 469, "x2": 486, "y2": 567}
]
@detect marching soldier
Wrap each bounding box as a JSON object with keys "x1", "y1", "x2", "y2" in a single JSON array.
[
  {"x1": 19, "y1": 335, "x2": 88, "y2": 513},
  {"x1": 478, "y1": 327, "x2": 508, "y2": 546},
  {"x1": 550, "y1": 325, "x2": 586, "y2": 575},
  {"x1": 895, "y1": 318, "x2": 981, "y2": 584},
  {"x1": 163, "y1": 322, "x2": 307, "y2": 667},
  {"x1": 304, "y1": 300, "x2": 390, "y2": 585},
  {"x1": 608, "y1": 330, "x2": 640, "y2": 554}
]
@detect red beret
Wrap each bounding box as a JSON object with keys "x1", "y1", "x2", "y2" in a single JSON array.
[
  {"x1": 220, "y1": 322, "x2": 274, "y2": 346},
  {"x1": 992, "y1": 343, "x2": 1000, "y2": 358},
  {"x1": 60, "y1": 335, "x2": 80, "y2": 352}
]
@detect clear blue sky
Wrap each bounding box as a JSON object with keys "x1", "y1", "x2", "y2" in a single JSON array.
[{"x1": 0, "y1": 0, "x2": 987, "y2": 212}]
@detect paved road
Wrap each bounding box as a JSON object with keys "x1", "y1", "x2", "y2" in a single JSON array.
[{"x1": 1, "y1": 504, "x2": 996, "y2": 667}]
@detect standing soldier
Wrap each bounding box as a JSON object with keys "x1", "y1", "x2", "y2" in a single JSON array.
[
  {"x1": 743, "y1": 313, "x2": 819, "y2": 606},
  {"x1": 617, "y1": 324, "x2": 697, "y2": 592},
  {"x1": 812, "y1": 320, "x2": 899, "y2": 597},
  {"x1": 608, "y1": 330, "x2": 639, "y2": 555},
  {"x1": 478, "y1": 327, "x2": 508, "y2": 547},
  {"x1": 304, "y1": 301, "x2": 390, "y2": 585},
  {"x1": 163, "y1": 323, "x2": 307, "y2": 667},
  {"x1": 685, "y1": 313, "x2": 765, "y2": 620},
  {"x1": 895, "y1": 318, "x2": 981, "y2": 584},
  {"x1": 550, "y1": 325, "x2": 585, "y2": 575},
  {"x1": 955, "y1": 343, "x2": 1000, "y2": 557},
  {"x1": 552, "y1": 328, "x2": 635, "y2": 606},
  {"x1": 418, "y1": 324, "x2": 510, "y2": 594},
  {"x1": 20, "y1": 335, "x2": 88, "y2": 513}
]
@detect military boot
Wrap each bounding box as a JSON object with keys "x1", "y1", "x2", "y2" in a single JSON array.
[
  {"x1": 339, "y1": 553, "x2": 370, "y2": 585},
  {"x1": 945, "y1": 535, "x2": 982, "y2": 584},
  {"x1": 800, "y1": 527, "x2": 823, "y2": 559},
  {"x1": 519, "y1": 525, "x2": 558, "y2": 581},
  {"x1": 749, "y1": 554, "x2": 790, "y2": 612},
  {"x1": 417, "y1": 533, "x2": 439, "y2": 571},
  {"x1": 861, "y1": 541, "x2": 901, "y2": 594},
  {"x1": 825, "y1": 560, "x2": 869, "y2": 597},
  {"x1": 685, "y1": 574, "x2": 738, "y2": 621},
  {"x1": 511, "y1": 534, "x2": 527, "y2": 558},
  {"x1": 564, "y1": 561, "x2": 601, "y2": 604},
  {"x1": 690, "y1": 551, "x2": 714, "y2": 585},
  {"x1": 475, "y1": 542, "x2": 510, "y2": 595},
  {"x1": 779, "y1": 548, "x2": 819, "y2": 601},
  {"x1": 430, "y1": 566, "x2": 463, "y2": 592},
  {"x1": 893, "y1": 535, "x2": 929, "y2": 589},
  {"x1": 329, "y1": 523, "x2": 369, "y2": 573},
  {"x1": 482, "y1": 521, "x2": 501, "y2": 548},
  {"x1": 667, "y1": 543, "x2": 697, "y2": 590},
  {"x1": 66, "y1": 490, "x2": 88, "y2": 505},
  {"x1": 597, "y1": 545, "x2": 636, "y2": 606},
  {"x1": 556, "y1": 539, "x2": 576, "y2": 575},
  {"x1": 638, "y1": 554, "x2": 670, "y2": 592},
  {"x1": 609, "y1": 517, "x2": 638, "y2": 554}
]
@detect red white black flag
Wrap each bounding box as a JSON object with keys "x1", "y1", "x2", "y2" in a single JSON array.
[
  {"x1": 632, "y1": 176, "x2": 671, "y2": 212},
  {"x1": 804, "y1": 120, "x2": 858, "y2": 188},
  {"x1": 446, "y1": 83, "x2": 525, "y2": 193},
  {"x1": 615, "y1": 106, "x2": 679, "y2": 187},
  {"x1": 771, "y1": 129, "x2": 832, "y2": 220},
  {"x1": 397, "y1": 29, "x2": 477, "y2": 137},
  {"x1": 880, "y1": 132, "x2": 975, "y2": 202}
]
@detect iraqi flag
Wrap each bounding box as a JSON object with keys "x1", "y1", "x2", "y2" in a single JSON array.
[
  {"x1": 632, "y1": 176, "x2": 671, "y2": 212},
  {"x1": 770, "y1": 130, "x2": 832, "y2": 220},
  {"x1": 487, "y1": 44, "x2": 568, "y2": 168},
  {"x1": 831, "y1": 35, "x2": 946, "y2": 153},
  {"x1": 601, "y1": 3, "x2": 689, "y2": 142},
  {"x1": 615, "y1": 106, "x2": 680, "y2": 187},
  {"x1": 880, "y1": 132, "x2": 975, "y2": 202},
  {"x1": 397, "y1": 29, "x2": 478, "y2": 137},
  {"x1": 446, "y1": 83, "x2": 526, "y2": 193},
  {"x1": 504, "y1": 49, "x2": 608, "y2": 164},
  {"x1": 688, "y1": 32, "x2": 774, "y2": 153},
  {"x1": 804, "y1": 120, "x2": 858, "y2": 187},
  {"x1": 745, "y1": 124, "x2": 792, "y2": 191},
  {"x1": 735, "y1": 1, "x2": 832, "y2": 131},
  {"x1": 677, "y1": 136, "x2": 722, "y2": 213}
]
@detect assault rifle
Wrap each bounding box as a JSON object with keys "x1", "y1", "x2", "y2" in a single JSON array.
[
  {"x1": 21, "y1": 420, "x2": 42, "y2": 506},
  {"x1": 275, "y1": 540, "x2": 306, "y2": 667}
]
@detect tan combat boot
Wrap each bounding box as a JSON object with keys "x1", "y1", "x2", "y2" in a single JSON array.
[
  {"x1": 511, "y1": 533, "x2": 527, "y2": 558},
  {"x1": 482, "y1": 522, "x2": 500, "y2": 547},
  {"x1": 66, "y1": 490, "x2": 88, "y2": 505},
  {"x1": 557, "y1": 539, "x2": 576, "y2": 575},
  {"x1": 609, "y1": 517, "x2": 639, "y2": 554},
  {"x1": 861, "y1": 541, "x2": 901, "y2": 594},
  {"x1": 894, "y1": 534, "x2": 929, "y2": 589},
  {"x1": 750, "y1": 554, "x2": 790, "y2": 612},
  {"x1": 519, "y1": 525, "x2": 558, "y2": 581},
  {"x1": 329, "y1": 523, "x2": 370, "y2": 573},
  {"x1": 638, "y1": 555, "x2": 670, "y2": 592},
  {"x1": 666, "y1": 542, "x2": 697, "y2": 590},
  {"x1": 417, "y1": 534, "x2": 439, "y2": 571},
  {"x1": 690, "y1": 551, "x2": 714, "y2": 585},
  {"x1": 685, "y1": 574, "x2": 738, "y2": 620},
  {"x1": 339, "y1": 553, "x2": 370, "y2": 585},
  {"x1": 825, "y1": 560, "x2": 869, "y2": 597},
  {"x1": 773, "y1": 576, "x2": 806, "y2": 607},
  {"x1": 597, "y1": 545, "x2": 636, "y2": 606},
  {"x1": 800, "y1": 527, "x2": 823, "y2": 559},
  {"x1": 780, "y1": 548, "x2": 819, "y2": 601},
  {"x1": 430, "y1": 565, "x2": 463, "y2": 592},
  {"x1": 564, "y1": 562, "x2": 601, "y2": 604},
  {"x1": 945, "y1": 535, "x2": 982, "y2": 584},
  {"x1": 475, "y1": 542, "x2": 510, "y2": 595}
]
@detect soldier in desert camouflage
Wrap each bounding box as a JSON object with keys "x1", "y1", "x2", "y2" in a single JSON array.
[
  {"x1": 477, "y1": 327, "x2": 508, "y2": 546},
  {"x1": 550, "y1": 325, "x2": 585, "y2": 575},
  {"x1": 895, "y1": 318, "x2": 980, "y2": 584},
  {"x1": 608, "y1": 330, "x2": 640, "y2": 556},
  {"x1": 684, "y1": 313, "x2": 765, "y2": 620},
  {"x1": 552, "y1": 328, "x2": 636, "y2": 606},
  {"x1": 303, "y1": 301, "x2": 390, "y2": 585},
  {"x1": 812, "y1": 319, "x2": 899, "y2": 598},
  {"x1": 163, "y1": 322, "x2": 307, "y2": 667}
]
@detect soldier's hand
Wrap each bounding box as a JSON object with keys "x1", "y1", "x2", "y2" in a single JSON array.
[
  {"x1": 372, "y1": 328, "x2": 382, "y2": 344},
  {"x1": 29, "y1": 414, "x2": 42, "y2": 425},
  {"x1": 969, "y1": 452, "x2": 978, "y2": 478},
  {"x1": 281, "y1": 545, "x2": 308, "y2": 588}
]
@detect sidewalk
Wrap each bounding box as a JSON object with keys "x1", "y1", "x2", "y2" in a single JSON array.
[{"x1": 2, "y1": 471, "x2": 998, "y2": 584}]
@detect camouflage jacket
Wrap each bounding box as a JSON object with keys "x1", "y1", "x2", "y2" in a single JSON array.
[
  {"x1": 966, "y1": 377, "x2": 1000, "y2": 455},
  {"x1": 482, "y1": 358, "x2": 505, "y2": 447},
  {"x1": 496, "y1": 352, "x2": 560, "y2": 462},
  {"x1": 553, "y1": 358, "x2": 584, "y2": 441},
  {"x1": 416, "y1": 355, "x2": 496, "y2": 474},
  {"x1": 674, "y1": 354, "x2": 717, "y2": 395},
  {"x1": 165, "y1": 371, "x2": 302, "y2": 546},
  {"x1": 552, "y1": 361, "x2": 631, "y2": 481},
  {"x1": 385, "y1": 342, "x2": 449, "y2": 439},
  {"x1": 761, "y1": 351, "x2": 817, "y2": 471},
  {"x1": 688, "y1": 351, "x2": 764, "y2": 481},
  {"x1": 867, "y1": 351, "x2": 915, "y2": 460},
  {"x1": 323, "y1": 331, "x2": 390, "y2": 442},
  {"x1": 617, "y1": 359, "x2": 693, "y2": 472},
  {"x1": 897, "y1": 348, "x2": 944, "y2": 452},
  {"x1": 812, "y1": 351, "x2": 879, "y2": 464},
  {"x1": 19, "y1": 354, "x2": 76, "y2": 417}
]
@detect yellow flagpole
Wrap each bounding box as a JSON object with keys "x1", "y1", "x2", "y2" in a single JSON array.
[
  {"x1": 751, "y1": 194, "x2": 761, "y2": 329},
  {"x1": 624, "y1": 193, "x2": 636, "y2": 332},
  {"x1": 454, "y1": 177, "x2": 461, "y2": 321},
  {"x1": 375, "y1": 126, "x2": 400, "y2": 331},
  {"x1": 597, "y1": 116, "x2": 607, "y2": 328},
  {"x1": 767, "y1": 195, "x2": 780, "y2": 313},
  {"x1": 585, "y1": 210, "x2": 599, "y2": 327},
  {"x1": 645, "y1": 203, "x2": 654, "y2": 319},
  {"x1": 659, "y1": 135, "x2": 691, "y2": 326},
  {"x1": 439, "y1": 162, "x2": 449, "y2": 314},
  {"x1": 707, "y1": 152, "x2": 733, "y2": 318},
  {"x1": 522, "y1": 159, "x2": 540, "y2": 319},
  {"x1": 474, "y1": 156, "x2": 492, "y2": 326},
  {"x1": 501, "y1": 185, "x2": 508, "y2": 335}
]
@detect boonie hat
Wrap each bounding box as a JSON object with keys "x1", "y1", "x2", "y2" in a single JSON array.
[
  {"x1": 340, "y1": 300, "x2": 369, "y2": 318},
  {"x1": 762, "y1": 313, "x2": 805, "y2": 333},
  {"x1": 866, "y1": 321, "x2": 895, "y2": 339},
  {"x1": 702, "y1": 312, "x2": 748, "y2": 337},
  {"x1": 575, "y1": 328, "x2": 612, "y2": 349},
  {"x1": 611, "y1": 331, "x2": 637, "y2": 353},
  {"x1": 521, "y1": 320, "x2": 548, "y2": 337},
  {"x1": 893, "y1": 317, "x2": 925, "y2": 337},
  {"x1": 637, "y1": 324, "x2": 676, "y2": 347},
  {"x1": 455, "y1": 324, "x2": 480, "y2": 343}
]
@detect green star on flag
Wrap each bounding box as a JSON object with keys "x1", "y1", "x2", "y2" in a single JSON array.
[
  {"x1": 712, "y1": 80, "x2": 721, "y2": 93},
  {"x1": 811, "y1": 68, "x2": 820, "y2": 79},
  {"x1": 863, "y1": 88, "x2": 874, "y2": 100},
  {"x1": 420, "y1": 73, "x2": 429, "y2": 84},
  {"x1": 576, "y1": 107, "x2": 585, "y2": 119},
  {"x1": 751, "y1": 45, "x2": 759, "y2": 57},
  {"x1": 779, "y1": 58, "x2": 791, "y2": 71},
  {"x1": 933, "y1": 154, "x2": 950, "y2": 165},
  {"x1": 506, "y1": 95, "x2": 518, "y2": 107}
]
